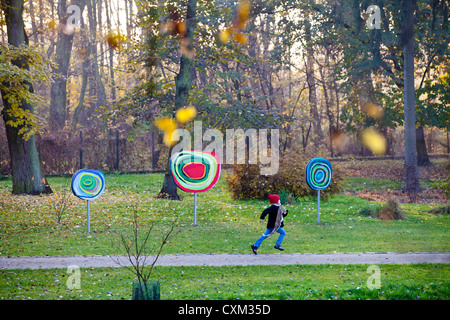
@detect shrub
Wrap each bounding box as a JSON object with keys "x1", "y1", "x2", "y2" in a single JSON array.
[
  {"x1": 226, "y1": 152, "x2": 343, "y2": 201},
  {"x1": 428, "y1": 201, "x2": 450, "y2": 215},
  {"x1": 438, "y1": 175, "x2": 450, "y2": 200},
  {"x1": 278, "y1": 188, "x2": 297, "y2": 205},
  {"x1": 377, "y1": 199, "x2": 404, "y2": 220}
]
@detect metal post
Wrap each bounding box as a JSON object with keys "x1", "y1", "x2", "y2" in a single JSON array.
[
  {"x1": 116, "y1": 130, "x2": 119, "y2": 171},
  {"x1": 87, "y1": 200, "x2": 91, "y2": 233},
  {"x1": 194, "y1": 193, "x2": 197, "y2": 226},
  {"x1": 317, "y1": 190, "x2": 320, "y2": 223}
]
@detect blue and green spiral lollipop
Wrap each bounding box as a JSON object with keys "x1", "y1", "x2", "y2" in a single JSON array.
[
  {"x1": 305, "y1": 158, "x2": 332, "y2": 191},
  {"x1": 71, "y1": 169, "x2": 105, "y2": 201}
]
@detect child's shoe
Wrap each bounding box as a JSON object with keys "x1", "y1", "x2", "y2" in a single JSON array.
[
  {"x1": 251, "y1": 245, "x2": 258, "y2": 255},
  {"x1": 274, "y1": 244, "x2": 284, "y2": 251}
]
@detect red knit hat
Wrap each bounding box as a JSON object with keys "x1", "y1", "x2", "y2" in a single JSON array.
[{"x1": 268, "y1": 194, "x2": 280, "y2": 204}]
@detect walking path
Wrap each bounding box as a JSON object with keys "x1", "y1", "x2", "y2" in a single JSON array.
[{"x1": 1, "y1": 252, "x2": 449, "y2": 269}]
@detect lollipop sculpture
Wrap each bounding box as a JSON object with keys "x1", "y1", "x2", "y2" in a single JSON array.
[
  {"x1": 305, "y1": 158, "x2": 332, "y2": 223},
  {"x1": 71, "y1": 169, "x2": 105, "y2": 232},
  {"x1": 170, "y1": 150, "x2": 221, "y2": 225}
]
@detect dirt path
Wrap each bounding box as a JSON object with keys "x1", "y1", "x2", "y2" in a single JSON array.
[{"x1": 1, "y1": 252, "x2": 449, "y2": 270}]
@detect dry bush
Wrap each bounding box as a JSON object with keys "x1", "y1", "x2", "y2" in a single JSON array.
[
  {"x1": 226, "y1": 152, "x2": 344, "y2": 201},
  {"x1": 428, "y1": 201, "x2": 450, "y2": 215},
  {"x1": 376, "y1": 199, "x2": 404, "y2": 220}
]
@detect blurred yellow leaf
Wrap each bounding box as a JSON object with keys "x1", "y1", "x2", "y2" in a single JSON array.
[
  {"x1": 105, "y1": 32, "x2": 126, "y2": 50},
  {"x1": 163, "y1": 130, "x2": 180, "y2": 146},
  {"x1": 175, "y1": 106, "x2": 197, "y2": 124},
  {"x1": 155, "y1": 118, "x2": 177, "y2": 133},
  {"x1": 236, "y1": 0, "x2": 251, "y2": 29},
  {"x1": 361, "y1": 127, "x2": 386, "y2": 155},
  {"x1": 363, "y1": 103, "x2": 384, "y2": 120},
  {"x1": 155, "y1": 118, "x2": 178, "y2": 146},
  {"x1": 440, "y1": 73, "x2": 448, "y2": 85},
  {"x1": 234, "y1": 32, "x2": 248, "y2": 44},
  {"x1": 218, "y1": 1, "x2": 251, "y2": 44},
  {"x1": 175, "y1": 21, "x2": 187, "y2": 37},
  {"x1": 219, "y1": 28, "x2": 232, "y2": 43}
]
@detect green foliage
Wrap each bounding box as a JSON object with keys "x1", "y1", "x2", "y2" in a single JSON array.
[
  {"x1": 322, "y1": 0, "x2": 450, "y2": 133},
  {"x1": 416, "y1": 73, "x2": 450, "y2": 129},
  {"x1": 226, "y1": 152, "x2": 343, "y2": 201},
  {"x1": 0, "y1": 43, "x2": 54, "y2": 140},
  {"x1": 111, "y1": 0, "x2": 295, "y2": 135}
]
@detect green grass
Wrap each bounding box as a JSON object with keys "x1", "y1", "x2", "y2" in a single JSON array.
[
  {"x1": 1, "y1": 172, "x2": 449, "y2": 300},
  {"x1": 0, "y1": 264, "x2": 448, "y2": 300},
  {"x1": 342, "y1": 176, "x2": 445, "y2": 192},
  {"x1": 342, "y1": 177, "x2": 402, "y2": 191},
  {"x1": 1, "y1": 173, "x2": 449, "y2": 256}
]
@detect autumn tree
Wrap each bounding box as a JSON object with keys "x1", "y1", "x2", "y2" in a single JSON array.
[
  {"x1": 158, "y1": 0, "x2": 198, "y2": 200},
  {"x1": 0, "y1": 0, "x2": 52, "y2": 194}
]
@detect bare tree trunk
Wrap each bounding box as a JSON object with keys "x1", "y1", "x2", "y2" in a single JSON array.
[
  {"x1": 304, "y1": 18, "x2": 321, "y2": 148},
  {"x1": 38, "y1": 0, "x2": 44, "y2": 45},
  {"x1": 416, "y1": 126, "x2": 430, "y2": 166},
  {"x1": 105, "y1": 0, "x2": 116, "y2": 101},
  {"x1": 71, "y1": 40, "x2": 90, "y2": 133},
  {"x1": 97, "y1": 0, "x2": 104, "y2": 67},
  {"x1": 28, "y1": 0, "x2": 39, "y2": 43},
  {"x1": 318, "y1": 52, "x2": 335, "y2": 157},
  {"x1": 49, "y1": 0, "x2": 86, "y2": 132},
  {"x1": 402, "y1": 0, "x2": 420, "y2": 199},
  {"x1": 87, "y1": 0, "x2": 107, "y2": 108}
]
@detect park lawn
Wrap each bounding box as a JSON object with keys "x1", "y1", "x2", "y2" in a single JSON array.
[
  {"x1": 342, "y1": 176, "x2": 444, "y2": 192},
  {"x1": 0, "y1": 173, "x2": 448, "y2": 257},
  {"x1": 0, "y1": 263, "x2": 448, "y2": 300}
]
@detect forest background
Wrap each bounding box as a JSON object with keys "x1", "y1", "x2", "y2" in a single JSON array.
[{"x1": 0, "y1": 0, "x2": 448, "y2": 198}]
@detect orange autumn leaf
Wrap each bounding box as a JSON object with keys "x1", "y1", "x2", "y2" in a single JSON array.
[{"x1": 234, "y1": 32, "x2": 248, "y2": 44}]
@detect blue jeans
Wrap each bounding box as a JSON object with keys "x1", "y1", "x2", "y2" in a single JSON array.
[{"x1": 254, "y1": 228, "x2": 286, "y2": 248}]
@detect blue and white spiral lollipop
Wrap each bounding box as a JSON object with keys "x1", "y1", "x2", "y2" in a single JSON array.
[
  {"x1": 71, "y1": 169, "x2": 105, "y2": 201},
  {"x1": 305, "y1": 158, "x2": 332, "y2": 191}
]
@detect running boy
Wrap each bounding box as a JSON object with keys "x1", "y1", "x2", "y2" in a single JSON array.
[{"x1": 251, "y1": 194, "x2": 288, "y2": 255}]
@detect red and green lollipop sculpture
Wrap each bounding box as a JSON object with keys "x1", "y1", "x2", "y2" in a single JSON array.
[{"x1": 170, "y1": 150, "x2": 221, "y2": 225}]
